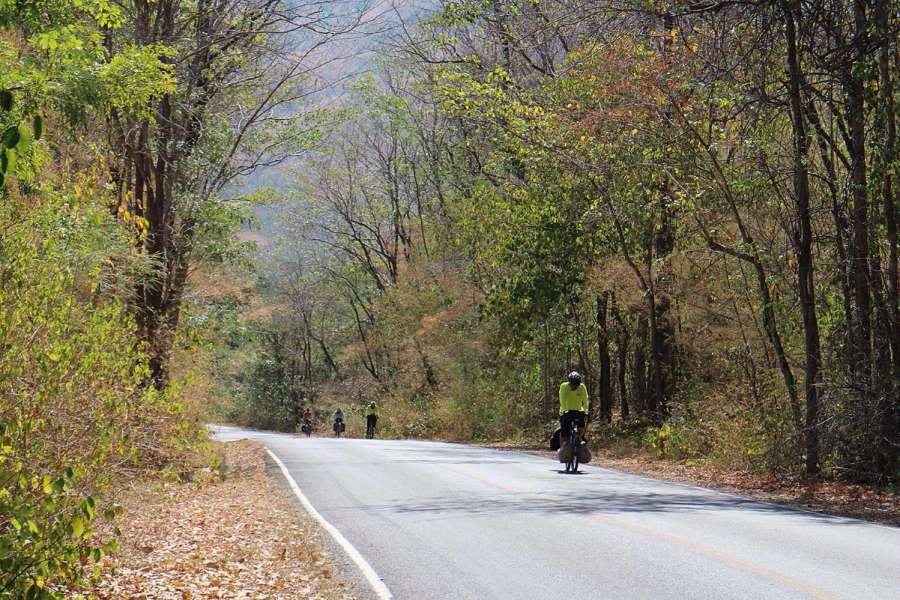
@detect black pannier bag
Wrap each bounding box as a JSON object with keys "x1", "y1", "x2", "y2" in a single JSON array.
[{"x1": 549, "y1": 427, "x2": 561, "y2": 451}]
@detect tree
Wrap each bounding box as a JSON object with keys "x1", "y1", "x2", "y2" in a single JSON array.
[{"x1": 105, "y1": 0, "x2": 375, "y2": 384}]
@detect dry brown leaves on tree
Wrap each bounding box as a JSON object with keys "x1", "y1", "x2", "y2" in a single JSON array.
[{"x1": 82, "y1": 440, "x2": 357, "y2": 600}]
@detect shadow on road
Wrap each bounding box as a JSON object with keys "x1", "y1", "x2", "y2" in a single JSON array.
[
  {"x1": 381, "y1": 445, "x2": 535, "y2": 465},
  {"x1": 357, "y1": 489, "x2": 857, "y2": 524}
]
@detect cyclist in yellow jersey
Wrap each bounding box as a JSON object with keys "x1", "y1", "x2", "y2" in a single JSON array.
[
  {"x1": 364, "y1": 401, "x2": 380, "y2": 428},
  {"x1": 559, "y1": 371, "x2": 589, "y2": 447}
]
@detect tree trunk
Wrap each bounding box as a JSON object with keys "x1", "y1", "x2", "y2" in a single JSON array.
[
  {"x1": 633, "y1": 311, "x2": 649, "y2": 419},
  {"x1": 844, "y1": 0, "x2": 874, "y2": 391},
  {"x1": 784, "y1": 1, "x2": 824, "y2": 478},
  {"x1": 612, "y1": 296, "x2": 630, "y2": 420},
  {"x1": 874, "y1": 0, "x2": 899, "y2": 481},
  {"x1": 647, "y1": 8, "x2": 678, "y2": 426},
  {"x1": 543, "y1": 320, "x2": 552, "y2": 419},
  {"x1": 597, "y1": 292, "x2": 612, "y2": 423}
]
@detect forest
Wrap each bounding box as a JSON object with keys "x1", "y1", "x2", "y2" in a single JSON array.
[
  {"x1": 1, "y1": 0, "x2": 897, "y2": 596},
  {"x1": 228, "y1": 0, "x2": 899, "y2": 485}
]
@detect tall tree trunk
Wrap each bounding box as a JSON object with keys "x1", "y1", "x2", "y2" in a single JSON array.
[
  {"x1": 844, "y1": 0, "x2": 874, "y2": 390},
  {"x1": 597, "y1": 292, "x2": 612, "y2": 423},
  {"x1": 633, "y1": 311, "x2": 649, "y2": 419},
  {"x1": 874, "y1": 0, "x2": 899, "y2": 480},
  {"x1": 543, "y1": 319, "x2": 552, "y2": 419},
  {"x1": 784, "y1": 1, "x2": 824, "y2": 477},
  {"x1": 647, "y1": 8, "x2": 678, "y2": 426},
  {"x1": 801, "y1": 74, "x2": 854, "y2": 366},
  {"x1": 612, "y1": 296, "x2": 630, "y2": 420}
]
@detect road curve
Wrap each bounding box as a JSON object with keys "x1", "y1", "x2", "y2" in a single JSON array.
[{"x1": 211, "y1": 425, "x2": 899, "y2": 600}]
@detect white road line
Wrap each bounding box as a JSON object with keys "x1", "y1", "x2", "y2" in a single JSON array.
[{"x1": 265, "y1": 448, "x2": 394, "y2": 600}]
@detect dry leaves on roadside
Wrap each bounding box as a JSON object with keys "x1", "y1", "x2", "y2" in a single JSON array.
[
  {"x1": 594, "y1": 454, "x2": 900, "y2": 525},
  {"x1": 81, "y1": 440, "x2": 356, "y2": 600}
]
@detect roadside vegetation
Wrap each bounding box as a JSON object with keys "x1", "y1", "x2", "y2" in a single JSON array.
[
  {"x1": 0, "y1": 0, "x2": 370, "y2": 596},
  {"x1": 225, "y1": 0, "x2": 899, "y2": 489}
]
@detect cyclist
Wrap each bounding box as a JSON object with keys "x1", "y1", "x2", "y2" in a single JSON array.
[
  {"x1": 301, "y1": 407, "x2": 313, "y2": 435},
  {"x1": 332, "y1": 408, "x2": 345, "y2": 436},
  {"x1": 364, "y1": 401, "x2": 380, "y2": 438},
  {"x1": 559, "y1": 371, "x2": 589, "y2": 450}
]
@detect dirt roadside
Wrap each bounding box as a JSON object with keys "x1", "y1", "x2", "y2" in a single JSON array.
[
  {"x1": 84, "y1": 440, "x2": 359, "y2": 599},
  {"x1": 591, "y1": 453, "x2": 899, "y2": 526}
]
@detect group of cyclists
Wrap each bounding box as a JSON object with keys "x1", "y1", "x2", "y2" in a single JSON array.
[
  {"x1": 296, "y1": 370, "x2": 591, "y2": 461},
  {"x1": 300, "y1": 400, "x2": 381, "y2": 439}
]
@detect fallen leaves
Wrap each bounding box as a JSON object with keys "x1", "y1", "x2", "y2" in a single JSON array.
[
  {"x1": 78, "y1": 440, "x2": 357, "y2": 599},
  {"x1": 592, "y1": 453, "x2": 900, "y2": 525}
]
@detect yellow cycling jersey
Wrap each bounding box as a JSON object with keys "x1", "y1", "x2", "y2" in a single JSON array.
[{"x1": 559, "y1": 382, "x2": 589, "y2": 415}]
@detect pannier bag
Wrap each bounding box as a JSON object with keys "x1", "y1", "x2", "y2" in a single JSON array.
[
  {"x1": 558, "y1": 442, "x2": 591, "y2": 464},
  {"x1": 549, "y1": 428, "x2": 561, "y2": 451},
  {"x1": 577, "y1": 442, "x2": 592, "y2": 464},
  {"x1": 557, "y1": 443, "x2": 573, "y2": 463}
]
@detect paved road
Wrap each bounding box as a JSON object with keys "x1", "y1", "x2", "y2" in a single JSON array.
[{"x1": 211, "y1": 426, "x2": 899, "y2": 600}]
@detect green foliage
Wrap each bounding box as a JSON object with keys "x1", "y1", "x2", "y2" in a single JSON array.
[
  {"x1": 192, "y1": 197, "x2": 258, "y2": 268},
  {"x1": 0, "y1": 184, "x2": 207, "y2": 593},
  {"x1": 237, "y1": 355, "x2": 304, "y2": 431},
  {"x1": 98, "y1": 44, "x2": 176, "y2": 115},
  {"x1": 0, "y1": 195, "x2": 127, "y2": 594},
  {"x1": 0, "y1": 445, "x2": 120, "y2": 600},
  {"x1": 0, "y1": 126, "x2": 199, "y2": 596},
  {"x1": 0, "y1": 0, "x2": 174, "y2": 130},
  {"x1": 0, "y1": 89, "x2": 43, "y2": 188}
]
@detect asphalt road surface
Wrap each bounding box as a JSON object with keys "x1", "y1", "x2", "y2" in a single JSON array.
[{"x1": 211, "y1": 425, "x2": 899, "y2": 600}]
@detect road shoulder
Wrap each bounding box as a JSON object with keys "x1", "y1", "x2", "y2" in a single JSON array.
[
  {"x1": 262, "y1": 446, "x2": 383, "y2": 600},
  {"x1": 88, "y1": 439, "x2": 359, "y2": 599}
]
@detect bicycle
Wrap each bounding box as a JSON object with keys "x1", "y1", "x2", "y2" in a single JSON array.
[
  {"x1": 366, "y1": 416, "x2": 377, "y2": 439},
  {"x1": 565, "y1": 421, "x2": 581, "y2": 474},
  {"x1": 333, "y1": 418, "x2": 345, "y2": 438},
  {"x1": 301, "y1": 421, "x2": 312, "y2": 437}
]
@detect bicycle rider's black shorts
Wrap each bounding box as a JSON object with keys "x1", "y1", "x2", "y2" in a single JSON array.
[
  {"x1": 560, "y1": 410, "x2": 586, "y2": 436},
  {"x1": 366, "y1": 415, "x2": 377, "y2": 427}
]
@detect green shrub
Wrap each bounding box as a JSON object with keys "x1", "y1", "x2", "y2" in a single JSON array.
[
  {"x1": 0, "y1": 191, "x2": 194, "y2": 596},
  {"x1": 642, "y1": 421, "x2": 709, "y2": 460}
]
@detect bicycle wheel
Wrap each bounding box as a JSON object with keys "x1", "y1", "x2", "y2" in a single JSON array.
[{"x1": 571, "y1": 435, "x2": 580, "y2": 473}]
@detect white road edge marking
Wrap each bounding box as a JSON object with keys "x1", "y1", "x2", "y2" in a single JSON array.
[{"x1": 265, "y1": 447, "x2": 393, "y2": 600}]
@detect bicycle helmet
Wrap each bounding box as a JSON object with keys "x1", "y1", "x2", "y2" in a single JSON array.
[{"x1": 568, "y1": 371, "x2": 582, "y2": 388}]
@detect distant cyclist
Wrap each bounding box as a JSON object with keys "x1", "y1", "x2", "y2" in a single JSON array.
[
  {"x1": 364, "y1": 401, "x2": 380, "y2": 439},
  {"x1": 332, "y1": 408, "x2": 345, "y2": 437},
  {"x1": 301, "y1": 407, "x2": 313, "y2": 437},
  {"x1": 559, "y1": 371, "x2": 589, "y2": 448}
]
